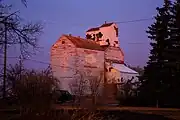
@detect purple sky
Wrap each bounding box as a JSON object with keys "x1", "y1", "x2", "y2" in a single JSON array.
[{"x1": 5, "y1": 0, "x2": 163, "y2": 69}]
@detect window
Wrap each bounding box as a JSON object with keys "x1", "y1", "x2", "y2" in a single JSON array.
[
  {"x1": 106, "y1": 39, "x2": 110, "y2": 46},
  {"x1": 62, "y1": 41, "x2": 65, "y2": 44},
  {"x1": 92, "y1": 34, "x2": 96, "y2": 40},
  {"x1": 114, "y1": 41, "x2": 118, "y2": 44},
  {"x1": 121, "y1": 78, "x2": 124, "y2": 82},
  {"x1": 96, "y1": 32, "x2": 103, "y2": 38},
  {"x1": 106, "y1": 39, "x2": 109, "y2": 42},
  {"x1": 114, "y1": 26, "x2": 118, "y2": 37},
  {"x1": 109, "y1": 67, "x2": 113, "y2": 72},
  {"x1": 86, "y1": 34, "x2": 92, "y2": 39}
]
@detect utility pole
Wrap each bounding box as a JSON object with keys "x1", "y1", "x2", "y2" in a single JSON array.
[
  {"x1": 19, "y1": 37, "x2": 22, "y2": 82},
  {"x1": 3, "y1": 21, "x2": 7, "y2": 98}
]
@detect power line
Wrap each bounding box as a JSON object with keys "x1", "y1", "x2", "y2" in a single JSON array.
[
  {"x1": 0, "y1": 56, "x2": 76, "y2": 70},
  {"x1": 43, "y1": 17, "x2": 154, "y2": 26},
  {"x1": 126, "y1": 42, "x2": 147, "y2": 45},
  {"x1": 0, "y1": 57, "x2": 81, "y2": 79},
  {"x1": 115, "y1": 17, "x2": 154, "y2": 24}
]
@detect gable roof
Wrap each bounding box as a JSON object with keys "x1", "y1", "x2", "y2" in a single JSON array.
[
  {"x1": 63, "y1": 35, "x2": 104, "y2": 51},
  {"x1": 86, "y1": 22, "x2": 114, "y2": 32}
]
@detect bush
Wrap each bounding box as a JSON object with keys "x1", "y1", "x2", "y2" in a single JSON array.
[{"x1": 11, "y1": 67, "x2": 58, "y2": 116}]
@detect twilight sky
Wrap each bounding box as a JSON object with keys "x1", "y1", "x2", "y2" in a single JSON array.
[{"x1": 5, "y1": 0, "x2": 163, "y2": 69}]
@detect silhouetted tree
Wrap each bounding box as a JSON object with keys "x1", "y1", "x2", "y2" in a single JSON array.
[
  {"x1": 117, "y1": 77, "x2": 140, "y2": 106},
  {"x1": 160, "y1": 0, "x2": 180, "y2": 107},
  {"x1": 0, "y1": 1, "x2": 43, "y2": 98},
  {"x1": 139, "y1": 0, "x2": 172, "y2": 107},
  {"x1": 12, "y1": 66, "x2": 58, "y2": 117},
  {"x1": 70, "y1": 71, "x2": 103, "y2": 109}
]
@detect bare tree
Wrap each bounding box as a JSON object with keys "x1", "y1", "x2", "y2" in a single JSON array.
[
  {"x1": 21, "y1": 0, "x2": 27, "y2": 7},
  {"x1": 119, "y1": 77, "x2": 140, "y2": 97},
  {"x1": 69, "y1": 70, "x2": 104, "y2": 109},
  {"x1": 12, "y1": 66, "x2": 58, "y2": 117},
  {"x1": 0, "y1": 13, "x2": 43, "y2": 58},
  {"x1": 0, "y1": 2, "x2": 43, "y2": 98},
  {"x1": 5, "y1": 64, "x2": 25, "y2": 96},
  {"x1": 88, "y1": 71, "x2": 104, "y2": 105},
  {"x1": 70, "y1": 71, "x2": 88, "y2": 105}
]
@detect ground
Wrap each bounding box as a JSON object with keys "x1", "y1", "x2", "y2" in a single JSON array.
[{"x1": 1, "y1": 106, "x2": 180, "y2": 120}]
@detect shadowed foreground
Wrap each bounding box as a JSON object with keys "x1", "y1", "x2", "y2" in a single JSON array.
[{"x1": 0, "y1": 107, "x2": 179, "y2": 120}]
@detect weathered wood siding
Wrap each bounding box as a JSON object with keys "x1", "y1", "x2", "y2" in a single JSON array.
[
  {"x1": 51, "y1": 36, "x2": 77, "y2": 91},
  {"x1": 51, "y1": 36, "x2": 104, "y2": 94},
  {"x1": 71, "y1": 48, "x2": 104, "y2": 95},
  {"x1": 76, "y1": 48, "x2": 104, "y2": 76},
  {"x1": 105, "y1": 47, "x2": 124, "y2": 63}
]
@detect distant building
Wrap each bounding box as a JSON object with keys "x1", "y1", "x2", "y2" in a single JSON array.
[{"x1": 50, "y1": 22, "x2": 139, "y2": 104}]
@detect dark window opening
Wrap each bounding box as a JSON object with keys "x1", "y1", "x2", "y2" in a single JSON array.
[
  {"x1": 86, "y1": 34, "x2": 92, "y2": 39},
  {"x1": 121, "y1": 78, "x2": 124, "y2": 82},
  {"x1": 109, "y1": 67, "x2": 113, "y2": 72},
  {"x1": 96, "y1": 32, "x2": 103, "y2": 38},
  {"x1": 114, "y1": 41, "x2": 118, "y2": 44},
  {"x1": 91, "y1": 34, "x2": 96, "y2": 40},
  {"x1": 106, "y1": 39, "x2": 110, "y2": 46},
  {"x1": 114, "y1": 26, "x2": 118, "y2": 37},
  {"x1": 106, "y1": 39, "x2": 109, "y2": 42},
  {"x1": 62, "y1": 41, "x2": 65, "y2": 44}
]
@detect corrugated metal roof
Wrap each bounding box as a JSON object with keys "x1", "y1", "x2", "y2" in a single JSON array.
[
  {"x1": 64, "y1": 35, "x2": 105, "y2": 51},
  {"x1": 112, "y1": 63, "x2": 138, "y2": 74}
]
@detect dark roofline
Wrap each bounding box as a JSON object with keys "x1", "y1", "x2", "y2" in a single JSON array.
[
  {"x1": 86, "y1": 22, "x2": 115, "y2": 32},
  {"x1": 100, "y1": 22, "x2": 114, "y2": 27},
  {"x1": 63, "y1": 35, "x2": 105, "y2": 51},
  {"x1": 86, "y1": 27, "x2": 100, "y2": 32}
]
